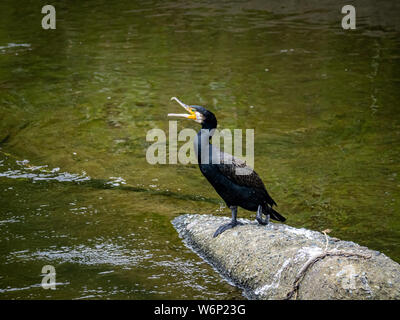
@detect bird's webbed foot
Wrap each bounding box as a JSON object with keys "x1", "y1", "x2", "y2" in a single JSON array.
[
  {"x1": 213, "y1": 206, "x2": 242, "y2": 238},
  {"x1": 213, "y1": 220, "x2": 242, "y2": 238},
  {"x1": 256, "y1": 205, "x2": 270, "y2": 225}
]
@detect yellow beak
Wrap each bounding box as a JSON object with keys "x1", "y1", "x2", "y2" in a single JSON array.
[{"x1": 168, "y1": 97, "x2": 197, "y2": 120}]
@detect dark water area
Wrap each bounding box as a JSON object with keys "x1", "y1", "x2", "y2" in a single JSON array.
[{"x1": 0, "y1": 0, "x2": 399, "y2": 299}]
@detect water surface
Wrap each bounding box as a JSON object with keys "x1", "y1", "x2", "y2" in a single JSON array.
[{"x1": 1, "y1": 0, "x2": 400, "y2": 299}]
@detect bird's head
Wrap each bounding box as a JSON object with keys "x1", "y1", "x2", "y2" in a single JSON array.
[{"x1": 168, "y1": 97, "x2": 217, "y2": 130}]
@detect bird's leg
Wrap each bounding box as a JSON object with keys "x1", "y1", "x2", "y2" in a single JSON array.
[
  {"x1": 213, "y1": 206, "x2": 242, "y2": 238},
  {"x1": 256, "y1": 205, "x2": 270, "y2": 225}
]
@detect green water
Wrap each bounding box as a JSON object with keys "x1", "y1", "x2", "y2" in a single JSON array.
[{"x1": 1, "y1": 0, "x2": 400, "y2": 299}]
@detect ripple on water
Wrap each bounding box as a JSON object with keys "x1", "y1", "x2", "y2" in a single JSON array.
[
  {"x1": 0, "y1": 159, "x2": 135, "y2": 190},
  {"x1": 0, "y1": 43, "x2": 31, "y2": 54},
  {"x1": 1, "y1": 158, "x2": 92, "y2": 183},
  {"x1": 8, "y1": 241, "x2": 153, "y2": 267}
]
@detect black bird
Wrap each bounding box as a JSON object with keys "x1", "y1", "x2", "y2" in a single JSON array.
[{"x1": 168, "y1": 97, "x2": 286, "y2": 237}]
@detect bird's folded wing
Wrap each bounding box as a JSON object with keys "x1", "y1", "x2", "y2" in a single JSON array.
[{"x1": 215, "y1": 151, "x2": 266, "y2": 190}]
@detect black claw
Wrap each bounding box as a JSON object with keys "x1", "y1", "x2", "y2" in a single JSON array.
[
  {"x1": 256, "y1": 215, "x2": 269, "y2": 225},
  {"x1": 213, "y1": 221, "x2": 242, "y2": 238}
]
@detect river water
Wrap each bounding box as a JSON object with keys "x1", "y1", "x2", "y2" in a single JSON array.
[{"x1": 1, "y1": 0, "x2": 399, "y2": 299}]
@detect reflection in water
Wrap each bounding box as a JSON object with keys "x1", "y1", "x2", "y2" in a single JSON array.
[{"x1": 1, "y1": 0, "x2": 400, "y2": 299}]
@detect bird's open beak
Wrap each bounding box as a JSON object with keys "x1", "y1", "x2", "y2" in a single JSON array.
[{"x1": 168, "y1": 97, "x2": 197, "y2": 120}]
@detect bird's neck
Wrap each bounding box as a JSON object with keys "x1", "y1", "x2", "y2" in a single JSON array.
[{"x1": 194, "y1": 127, "x2": 215, "y2": 165}]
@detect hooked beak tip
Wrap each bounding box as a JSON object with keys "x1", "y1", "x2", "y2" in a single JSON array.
[{"x1": 170, "y1": 96, "x2": 188, "y2": 109}]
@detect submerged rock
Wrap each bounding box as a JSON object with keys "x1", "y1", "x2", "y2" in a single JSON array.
[{"x1": 172, "y1": 214, "x2": 400, "y2": 300}]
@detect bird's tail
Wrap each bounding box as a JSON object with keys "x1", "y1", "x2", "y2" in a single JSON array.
[{"x1": 265, "y1": 205, "x2": 286, "y2": 222}]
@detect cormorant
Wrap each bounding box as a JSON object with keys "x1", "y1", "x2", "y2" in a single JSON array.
[{"x1": 168, "y1": 97, "x2": 286, "y2": 237}]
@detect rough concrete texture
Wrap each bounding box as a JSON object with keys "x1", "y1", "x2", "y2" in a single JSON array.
[{"x1": 172, "y1": 214, "x2": 400, "y2": 300}]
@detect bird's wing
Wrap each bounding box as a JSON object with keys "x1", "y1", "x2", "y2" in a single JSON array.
[
  {"x1": 216, "y1": 151, "x2": 266, "y2": 190},
  {"x1": 212, "y1": 149, "x2": 277, "y2": 207},
  {"x1": 216, "y1": 151, "x2": 277, "y2": 206}
]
